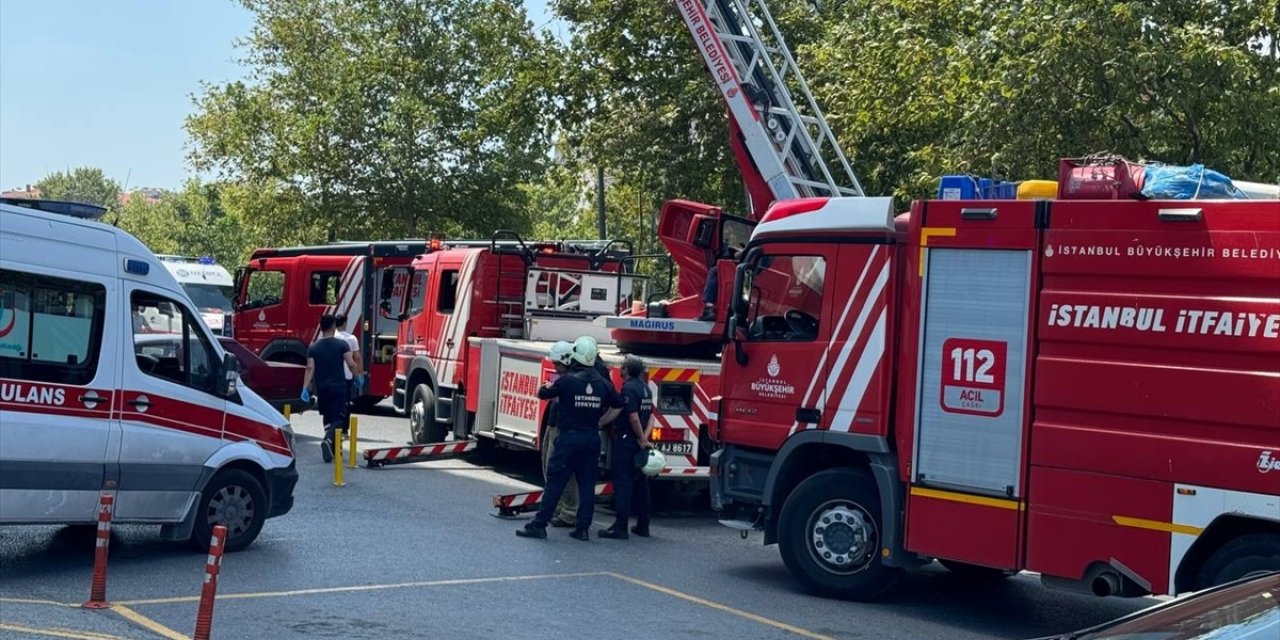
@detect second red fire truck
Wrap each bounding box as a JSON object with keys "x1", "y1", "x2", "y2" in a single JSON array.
[{"x1": 379, "y1": 227, "x2": 745, "y2": 479}]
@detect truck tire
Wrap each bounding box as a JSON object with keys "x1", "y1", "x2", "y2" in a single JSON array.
[
  {"x1": 777, "y1": 468, "x2": 901, "y2": 601},
  {"x1": 1195, "y1": 533, "x2": 1280, "y2": 589},
  {"x1": 939, "y1": 559, "x2": 1015, "y2": 582},
  {"x1": 191, "y1": 468, "x2": 267, "y2": 552},
  {"x1": 409, "y1": 384, "x2": 446, "y2": 444}
]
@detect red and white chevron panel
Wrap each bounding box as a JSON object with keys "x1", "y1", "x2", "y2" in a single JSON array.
[
  {"x1": 659, "y1": 466, "x2": 709, "y2": 478},
  {"x1": 363, "y1": 441, "x2": 476, "y2": 467}
]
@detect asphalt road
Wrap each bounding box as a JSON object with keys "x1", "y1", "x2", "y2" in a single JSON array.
[{"x1": 0, "y1": 402, "x2": 1157, "y2": 640}]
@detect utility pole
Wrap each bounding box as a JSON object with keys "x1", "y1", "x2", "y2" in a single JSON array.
[{"x1": 595, "y1": 165, "x2": 607, "y2": 239}]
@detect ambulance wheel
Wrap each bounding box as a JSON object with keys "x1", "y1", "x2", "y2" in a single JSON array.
[
  {"x1": 939, "y1": 559, "x2": 1015, "y2": 581},
  {"x1": 192, "y1": 468, "x2": 266, "y2": 552},
  {"x1": 410, "y1": 384, "x2": 445, "y2": 444},
  {"x1": 1195, "y1": 533, "x2": 1280, "y2": 589},
  {"x1": 777, "y1": 468, "x2": 901, "y2": 601}
]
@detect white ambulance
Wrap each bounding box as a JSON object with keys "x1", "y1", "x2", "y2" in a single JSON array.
[
  {"x1": 151, "y1": 255, "x2": 235, "y2": 335},
  {"x1": 0, "y1": 198, "x2": 297, "y2": 551}
]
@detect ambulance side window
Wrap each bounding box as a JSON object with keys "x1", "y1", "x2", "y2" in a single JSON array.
[
  {"x1": 743, "y1": 255, "x2": 825, "y2": 342},
  {"x1": 130, "y1": 292, "x2": 217, "y2": 394},
  {"x1": 0, "y1": 268, "x2": 105, "y2": 385}
]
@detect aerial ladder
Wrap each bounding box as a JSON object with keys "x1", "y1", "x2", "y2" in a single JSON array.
[
  {"x1": 606, "y1": 0, "x2": 873, "y2": 353},
  {"x1": 673, "y1": 0, "x2": 864, "y2": 217}
]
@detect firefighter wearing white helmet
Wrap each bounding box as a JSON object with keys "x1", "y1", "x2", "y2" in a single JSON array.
[
  {"x1": 599, "y1": 354, "x2": 656, "y2": 540},
  {"x1": 518, "y1": 336, "x2": 622, "y2": 541},
  {"x1": 541, "y1": 341, "x2": 581, "y2": 529}
]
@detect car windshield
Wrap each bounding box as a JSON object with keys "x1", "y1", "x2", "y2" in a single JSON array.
[
  {"x1": 1076, "y1": 574, "x2": 1279, "y2": 640},
  {"x1": 185, "y1": 284, "x2": 234, "y2": 312}
]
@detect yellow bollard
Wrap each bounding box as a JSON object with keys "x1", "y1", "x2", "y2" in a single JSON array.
[
  {"x1": 333, "y1": 429, "x2": 345, "y2": 487},
  {"x1": 347, "y1": 416, "x2": 359, "y2": 470},
  {"x1": 283, "y1": 404, "x2": 292, "y2": 421}
]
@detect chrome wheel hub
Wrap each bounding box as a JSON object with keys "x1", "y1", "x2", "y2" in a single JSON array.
[{"x1": 808, "y1": 502, "x2": 875, "y2": 574}]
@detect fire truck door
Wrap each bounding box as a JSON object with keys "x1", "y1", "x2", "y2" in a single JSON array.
[
  {"x1": 721, "y1": 243, "x2": 834, "y2": 451},
  {"x1": 907, "y1": 242, "x2": 1034, "y2": 569}
]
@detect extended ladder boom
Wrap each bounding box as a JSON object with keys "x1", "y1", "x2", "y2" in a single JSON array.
[{"x1": 674, "y1": 0, "x2": 863, "y2": 215}]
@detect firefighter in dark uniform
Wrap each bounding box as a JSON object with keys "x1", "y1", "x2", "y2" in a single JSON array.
[
  {"x1": 598, "y1": 355, "x2": 654, "y2": 539},
  {"x1": 518, "y1": 336, "x2": 621, "y2": 541}
]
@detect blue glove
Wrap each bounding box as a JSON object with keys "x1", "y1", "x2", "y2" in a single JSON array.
[
  {"x1": 300, "y1": 388, "x2": 311, "y2": 403},
  {"x1": 355, "y1": 374, "x2": 368, "y2": 393}
]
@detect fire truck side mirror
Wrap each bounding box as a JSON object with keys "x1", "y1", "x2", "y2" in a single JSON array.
[
  {"x1": 691, "y1": 216, "x2": 716, "y2": 249},
  {"x1": 232, "y1": 267, "x2": 246, "y2": 310},
  {"x1": 379, "y1": 270, "x2": 397, "y2": 301},
  {"x1": 219, "y1": 353, "x2": 239, "y2": 397},
  {"x1": 731, "y1": 320, "x2": 749, "y2": 367}
]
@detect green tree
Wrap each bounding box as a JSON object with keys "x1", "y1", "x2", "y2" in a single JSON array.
[
  {"x1": 798, "y1": 0, "x2": 1280, "y2": 198},
  {"x1": 34, "y1": 167, "x2": 121, "y2": 210},
  {"x1": 546, "y1": 0, "x2": 748, "y2": 217},
  {"x1": 187, "y1": 0, "x2": 553, "y2": 242}
]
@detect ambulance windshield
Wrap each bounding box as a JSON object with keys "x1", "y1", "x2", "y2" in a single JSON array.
[{"x1": 185, "y1": 284, "x2": 234, "y2": 313}]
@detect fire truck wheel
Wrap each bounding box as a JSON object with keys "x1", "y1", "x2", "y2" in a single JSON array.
[
  {"x1": 1195, "y1": 533, "x2": 1280, "y2": 590},
  {"x1": 778, "y1": 468, "x2": 901, "y2": 600},
  {"x1": 410, "y1": 384, "x2": 446, "y2": 444},
  {"x1": 191, "y1": 468, "x2": 267, "y2": 553},
  {"x1": 938, "y1": 559, "x2": 1015, "y2": 582}
]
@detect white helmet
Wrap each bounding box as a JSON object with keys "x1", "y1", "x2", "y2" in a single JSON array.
[
  {"x1": 571, "y1": 336, "x2": 599, "y2": 367},
  {"x1": 639, "y1": 448, "x2": 666, "y2": 477},
  {"x1": 548, "y1": 341, "x2": 573, "y2": 366}
]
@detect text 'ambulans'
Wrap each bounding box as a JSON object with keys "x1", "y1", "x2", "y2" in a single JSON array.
[{"x1": 0, "y1": 382, "x2": 67, "y2": 405}]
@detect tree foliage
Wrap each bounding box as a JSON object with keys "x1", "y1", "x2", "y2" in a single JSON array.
[
  {"x1": 545, "y1": 0, "x2": 748, "y2": 215},
  {"x1": 112, "y1": 180, "x2": 250, "y2": 267},
  {"x1": 34, "y1": 167, "x2": 121, "y2": 210},
  {"x1": 795, "y1": 0, "x2": 1280, "y2": 198},
  {"x1": 187, "y1": 0, "x2": 553, "y2": 242}
]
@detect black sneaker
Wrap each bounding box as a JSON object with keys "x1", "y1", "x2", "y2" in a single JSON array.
[
  {"x1": 597, "y1": 527, "x2": 628, "y2": 540},
  {"x1": 569, "y1": 529, "x2": 590, "y2": 541},
  {"x1": 697, "y1": 307, "x2": 716, "y2": 322},
  {"x1": 549, "y1": 517, "x2": 575, "y2": 529},
  {"x1": 321, "y1": 440, "x2": 333, "y2": 463},
  {"x1": 630, "y1": 524, "x2": 650, "y2": 538},
  {"x1": 516, "y1": 524, "x2": 547, "y2": 539}
]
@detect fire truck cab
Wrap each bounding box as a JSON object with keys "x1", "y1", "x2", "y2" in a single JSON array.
[
  {"x1": 232, "y1": 241, "x2": 425, "y2": 408},
  {"x1": 712, "y1": 195, "x2": 1280, "y2": 600},
  {"x1": 384, "y1": 232, "x2": 723, "y2": 478}
]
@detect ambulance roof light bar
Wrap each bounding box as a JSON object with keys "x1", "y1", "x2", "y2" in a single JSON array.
[{"x1": 0, "y1": 197, "x2": 107, "y2": 220}]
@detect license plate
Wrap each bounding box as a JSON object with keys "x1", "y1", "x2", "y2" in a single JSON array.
[{"x1": 656, "y1": 441, "x2": 693, "y2": 456}]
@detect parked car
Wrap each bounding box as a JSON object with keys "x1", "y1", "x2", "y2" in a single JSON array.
[
  {"x1": 1036, "y1": 571, "x2": 1278, "y2": 640},
  {"x1": 132, "y1": 333, "x2": 306, "y2": 413},
  {"x1": 218, "y1": 337, "x2": 307, "y2": 413}
]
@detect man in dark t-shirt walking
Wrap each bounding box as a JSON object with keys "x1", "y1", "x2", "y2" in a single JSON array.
[{"x1": 303, "y1": 314, "x2": 362, "y2": 462}]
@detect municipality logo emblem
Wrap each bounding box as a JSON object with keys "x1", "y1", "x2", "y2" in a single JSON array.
[
  {"x1": 767, "y1": 355, "x2": 781, "y2": 377},
  {"x1": 586, "y1": 383, "x2": 593, "y2": 394},
  {"x1": 1044, "y1": 245, "x2": 1055, "y2": 257}
]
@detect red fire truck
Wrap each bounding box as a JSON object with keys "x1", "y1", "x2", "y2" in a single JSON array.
[
  {"x1": 380, "y1": 233, "x2": 731, "y2": 479},
  {"x1": 231, "y1": 241, "x2": 425, "y2": 408},
  {"x1": 708, "y1": 194, "x2": 1280, "y2": 600}
]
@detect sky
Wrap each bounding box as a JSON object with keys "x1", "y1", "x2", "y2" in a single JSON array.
[{"x1": 0, "y1": 0, "x2": 556, "y2": 193}]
